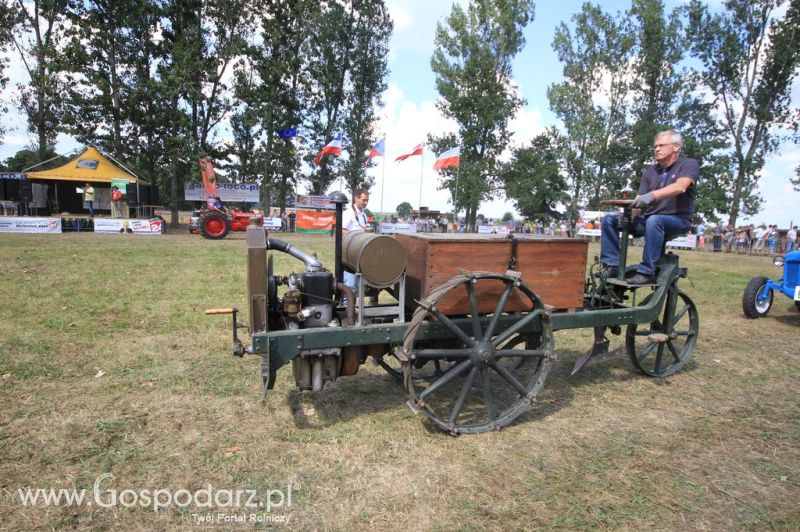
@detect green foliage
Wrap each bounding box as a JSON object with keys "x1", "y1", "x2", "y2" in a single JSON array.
[
  {"x1": 687, "y1": 0, "x2": 800, "y2": 226},
  {"x1": 7, "y1": 0, "x2": 72, "y2": 158},
  {"x1": 302, "y1": 1, "x2": 390, "y2": 198},
  {"x1": 547, "y1": 3, "x2": 635, "y2": 219},
  {"x1": 395, "y1": 201, "x2": 412, "y2": 219},
  {"x1": 341, "y1": 1, "x2": 392, "y2": 197},
  {"x1": 430, "y1": 0, "x2": 534, "y2": 229},
  {"x1": 500, "y1": 129, "x2": 569, "y2": 222},
  {"x1": 1, "y1": 148, "x2": 62, "y2": 172}
]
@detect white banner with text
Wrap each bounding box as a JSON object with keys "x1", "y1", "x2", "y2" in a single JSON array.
[
  {"x1": 0, "y1": 217, "x2": 62, "y2": 233},
  {"x1": 94, "y1": 218, "x2": 164, "y2": 235}
]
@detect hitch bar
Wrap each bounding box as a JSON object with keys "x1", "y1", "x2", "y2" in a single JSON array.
[{"x1": 205, "y1": 307, "x2": 246, "y2": 357}]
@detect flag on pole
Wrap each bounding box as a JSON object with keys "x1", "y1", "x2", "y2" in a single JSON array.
[
  {"x1": 433, "y1": 146, "x2": 460, "y2": 170},
  {"x1": 367, "y1": 138, "x2": 385, "y2": 159},
  {"x1": 278, "y1": 127, "x2": 297, "y2": 140},
  {"x1": 364, "y1": 138, "x2": 385, "y2": 167},
  {"x1": 314, "y1": 134, "x2": 342, "y2": 164},
  {"x1": 395, "y1": 143, "x2": 423, "y2": 162}
]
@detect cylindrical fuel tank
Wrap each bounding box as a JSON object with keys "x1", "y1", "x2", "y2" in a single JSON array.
[{"x1": 342, "y1": 232, "x2": 406, "y2": 285}]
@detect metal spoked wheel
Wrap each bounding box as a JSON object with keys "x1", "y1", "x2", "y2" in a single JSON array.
[
  {"x1": 626, "y1": 288, "x2": 699, "y2": 377},
  {"x1": 402, "y1": 271, "x2": 555, "y2": 435}
]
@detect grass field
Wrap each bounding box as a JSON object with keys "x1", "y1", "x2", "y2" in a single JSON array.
[{"x1": 0, "y1": 230, "x2": 798, "y2": 530}]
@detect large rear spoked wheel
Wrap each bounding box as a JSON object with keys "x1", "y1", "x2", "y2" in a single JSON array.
[
  {"x1": 402, "y1": 271, "x2": 555, "y2": 435},
  {"x1": 626, "y1": 288, "x2": 699, "y2": 377}
]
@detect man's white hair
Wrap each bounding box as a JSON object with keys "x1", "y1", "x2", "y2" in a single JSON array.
[{"x1": 655, "y1": 129, "x2": 682, "y2": 145}]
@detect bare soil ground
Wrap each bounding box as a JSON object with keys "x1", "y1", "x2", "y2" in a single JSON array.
[{"x1": 0, "y1": 231, "x2": 797, "y2": 530}]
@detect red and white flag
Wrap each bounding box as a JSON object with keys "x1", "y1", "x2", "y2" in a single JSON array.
[
  {"x1": 395, "y1": 143, "x2": 423, "y2": 162},
  {"x1": 314, "y1": 134, "x2": 342, "y2": 164},
  {"x1": 433, "y1": 146, "x2": 460, "y2": 170}
]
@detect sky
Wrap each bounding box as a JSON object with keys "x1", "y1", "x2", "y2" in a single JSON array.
[{"x1": 2, "y1": 0, "x2": 798, "y2": 226}]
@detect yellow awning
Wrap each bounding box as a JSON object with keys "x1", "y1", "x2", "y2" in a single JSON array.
[{"x1": 26, "y1": 147, "x2": 149, "y2": 184}]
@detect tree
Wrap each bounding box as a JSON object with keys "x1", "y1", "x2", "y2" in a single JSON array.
[
  {"x1": 0, "y1": 1, "x2": 17, "y2": 145},
  {"x1": 153, "y1": 0, "x2": 252, "y2": 225},
  {"x1": 2, "y1": 147, "x2": 61, "y2": 171},
  {"x1": 7, "y1": 0, "x2": 73, "y2": 159},
  {"x1": 430, "y1": 0, "x2": 534, "y2": 230},
  {"x1": 302, "y1": 1, "x2": 354, "y2": 195},
  {"x1": 500, "y1": 130, "x2": 569, "y2": 222},
  {"x1": 687, "y1": 0, "x2": 800, "y2": 226},
  {"x1": 548, "y1": 3, "x2": 636, "y2": 220},
  {"x1": 340, "y1": 0, "x2": 392, "y2": 197},
  {"x1": 396, "y1": 201, "x2": 412, "y2": 219},
  {"x1": 627, "y1": 0, "x2": 729, "y2": 222},
  {"x1": 234, "y1": 0, "x2": 315, "y2": 211}
]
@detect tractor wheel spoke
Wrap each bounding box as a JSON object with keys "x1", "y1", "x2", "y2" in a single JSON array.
[
  {"x1": 414, "y1": 348, "x2": 472, "y2": 359},
  {"x1": 673, "y1": 303, "x2": 691, "y2": 323},
  {"x1": 419, "y1": 359, "x2": 472, "y2": 400},
  {"x1": 465, "y1": 282, "x2": 483, "y2": 341},
  {"x1": 637, "y1": 341, "x2": 657, "y2": 362},
  {"x1": 492, "y1": 310, "x2": 541, "y2": 347},
  {"x1": 495, "y1": 349, "x2": 547, "y2": 358},
  {"x1": 666, "y1": 340, "x2": 681, "y2": 363},
  {"x1": 484, "y1": 280, "x2": 514, "y2": 339},
  {"x1": 481, "y1": 367, "x2": 496, "y2": 422},
  {"x1": 448, "y1": 366, "x2": 478, "y2": 425},
  {"x1": 490, "y1": 361, "x2": 530, "y2": 398},
  {"x1": 653, "y1": 344, "x2": 665, "y2": 373},
  {"x1": 430, "y1": 307, "x2": 477, "y2": 347}
]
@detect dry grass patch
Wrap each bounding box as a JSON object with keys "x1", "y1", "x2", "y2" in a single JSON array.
[{"x1": 0, "y1": 233, "x2": 797, "y2": 529}]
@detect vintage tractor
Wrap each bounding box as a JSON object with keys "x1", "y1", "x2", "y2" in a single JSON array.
[
  {"x1": 742, "y1": 250, "x2": 800, "y2": 318},
  {"x1": 208, "y1": 197, "x2": 699, "y2": 435},
  {"x1": 190, "y1": 158, "x2": 263, "y2": 240}
]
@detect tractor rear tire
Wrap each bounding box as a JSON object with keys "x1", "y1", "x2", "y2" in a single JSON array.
[
  {"x1": 200, "y1": 211, "x2": 230, "y2": 240},
  {"x1": 742, "y1": 276, "x2": 772, "y2": 319}
]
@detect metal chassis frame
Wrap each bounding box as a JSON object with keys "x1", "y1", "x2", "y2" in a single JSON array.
[{"x1": 250, "y1": 255, "x2": 682, "y2": 375}]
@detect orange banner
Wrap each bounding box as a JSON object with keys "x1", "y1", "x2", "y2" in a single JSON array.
[{"x1": 296, "y1": 210, "x2": 335, "y2": 233}]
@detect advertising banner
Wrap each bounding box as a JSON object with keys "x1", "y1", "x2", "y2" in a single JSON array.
[
  {"x1": 263, "y1": 217, "x2": 282, "y2": 230},
  {"x1": 666, "y1": 234, "x2": 697, "y2": 249},
  {"x1": 379, "y1": 222, "x2": 417, "y2": 234},
  {"x1": 184, "y1": 182, "x2": 260, "y2": 202},
  {"x1": 1, "y1": 172, "x2": 26, "y2": 180},
  {"x1": 0, "y1": 217, "x2": 62, "y2": 233},
  {"x1": 295, "y1": 194, "x2": 336, "y2": 210},
  {"x1": 93, "y1": 218, "x2": 164, "y2": 235},
  {"x1": 296, "y1": 210, "x2": 335, "y2": 233}
]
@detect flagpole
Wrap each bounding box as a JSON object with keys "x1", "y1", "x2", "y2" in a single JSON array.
[
  {"x1": 418, "y1": 140, "x2": 424, "y2": 212},
  {"x1": 380, "y1": 138, "x2": 386, "y2": 215},
  {"x1": 454, "y1": 164, "x2": 460, "y2": 223}
]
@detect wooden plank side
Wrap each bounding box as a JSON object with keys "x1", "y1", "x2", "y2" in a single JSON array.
[{"x1": 395, "y1": 234, "x2": 588, "y2": 313}]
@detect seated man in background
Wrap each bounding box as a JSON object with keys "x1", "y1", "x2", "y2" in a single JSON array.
[{"x1": 600, "y1": 129, "x2": 699, "y2": 285}]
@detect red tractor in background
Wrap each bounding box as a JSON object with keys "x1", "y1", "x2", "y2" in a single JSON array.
[{"x1": 189, "y1": 158, "x2": 263, "y2": 239}]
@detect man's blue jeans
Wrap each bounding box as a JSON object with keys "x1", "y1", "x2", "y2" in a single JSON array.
[{"x1": 601, "y1": 213, "x2": 691, "y2": 276}]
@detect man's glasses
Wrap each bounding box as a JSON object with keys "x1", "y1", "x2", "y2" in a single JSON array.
[{"x1": 653, "y1": 142, "x2": 676, "y2": 149}]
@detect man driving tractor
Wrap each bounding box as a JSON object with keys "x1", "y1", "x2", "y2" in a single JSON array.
[{"x1": 599, "y1": 129, "x2": 699, "y2": 285}]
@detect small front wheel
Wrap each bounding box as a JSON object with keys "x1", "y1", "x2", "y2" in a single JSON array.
[
  {"x1": 626, "y1": 289, "x2": 698, "y2": 377},
  {"x1": 742, "y1": 276, "x2": 772, "y2": 319}
]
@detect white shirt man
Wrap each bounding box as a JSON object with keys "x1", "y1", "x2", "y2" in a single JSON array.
[
  {"x1": 342, "y1": 189, "x2": 371, "y2": 294},
  {"x1": 342, "y1": 189, "x2": 371, "y2": 235}
]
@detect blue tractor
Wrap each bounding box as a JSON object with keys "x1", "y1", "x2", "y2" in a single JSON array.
[{"x1": 742, "y1": 251, "x2": 800, "y2": 318}]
